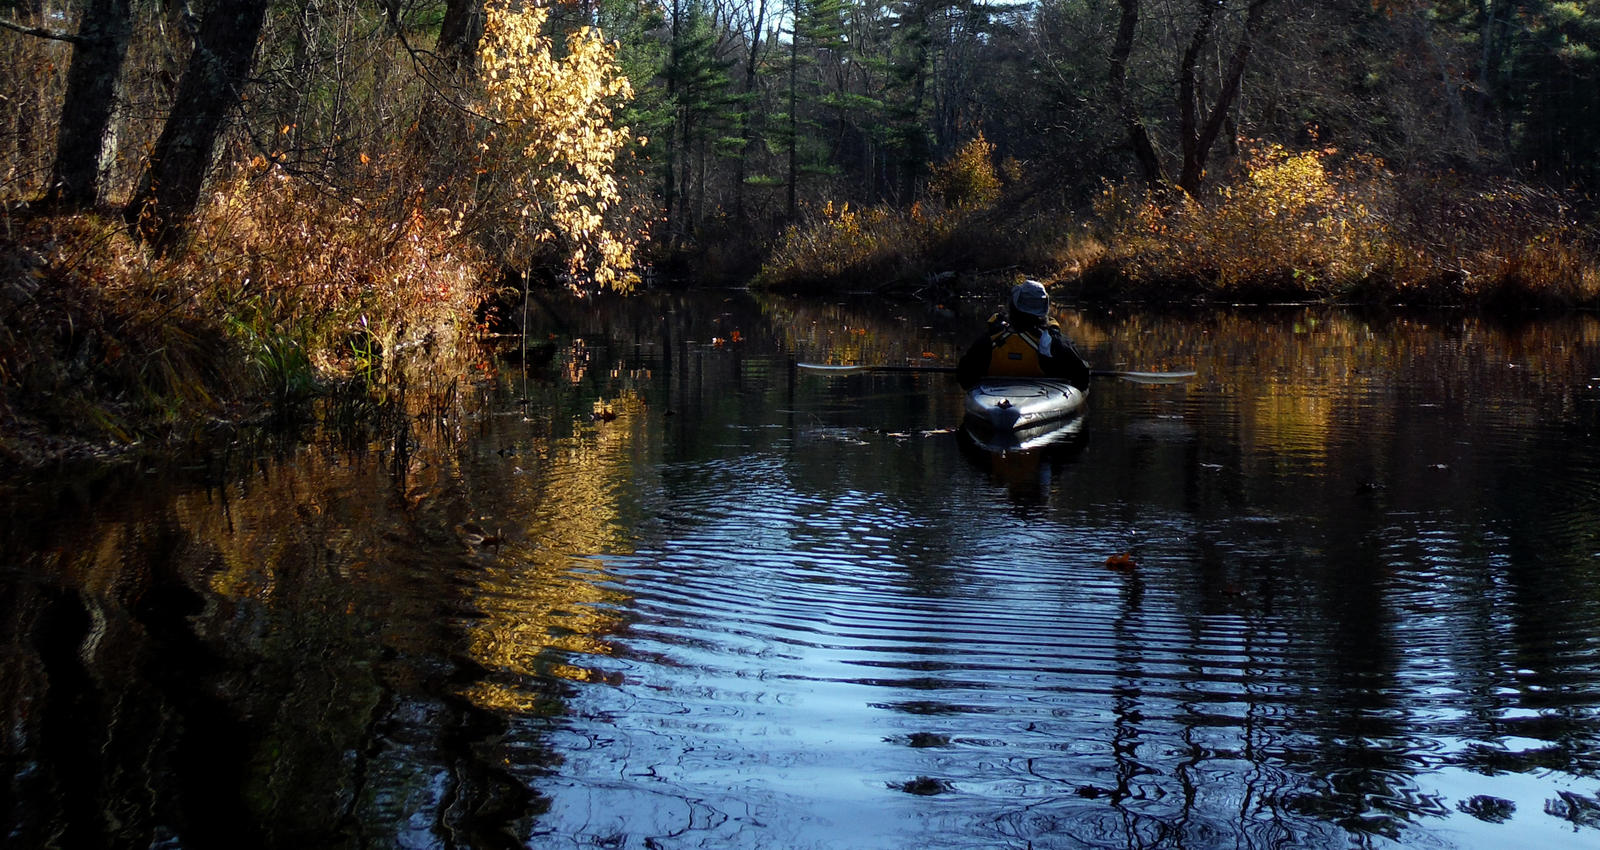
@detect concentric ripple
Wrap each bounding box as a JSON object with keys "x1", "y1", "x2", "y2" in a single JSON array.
[{"x1": 481, "y1": 426, "x2": 1600, "y2": 849}]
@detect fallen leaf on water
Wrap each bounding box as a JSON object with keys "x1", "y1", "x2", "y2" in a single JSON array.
[
  {"x1": 892, "y1": 776, "x2": 953, "y2": 795},
  {"x1": 1105, "y1": 552, "x2": 1137, "y2": 571}
]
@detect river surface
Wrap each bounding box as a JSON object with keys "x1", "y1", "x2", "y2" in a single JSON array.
[{"x1": 4, "y1": 291, "x2": 1600, "y2": 849}]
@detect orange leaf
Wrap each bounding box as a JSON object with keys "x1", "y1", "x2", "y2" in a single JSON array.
[{"x1": 1105, "y1": 553, "x2": 1137, "y2": 572}]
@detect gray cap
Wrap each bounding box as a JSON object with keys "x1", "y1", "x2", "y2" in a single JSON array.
[{"x1": 1009, "y1": 280, "x2": 1050, "y2": 319}]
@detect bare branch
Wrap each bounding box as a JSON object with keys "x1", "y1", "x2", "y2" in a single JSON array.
[{"x1": 0, "y1": 17, "x2": 83, "y2": 43}]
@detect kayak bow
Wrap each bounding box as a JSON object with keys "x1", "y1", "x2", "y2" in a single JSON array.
[{"x1": 964, "y1": 378, "x2": 1087, "y2": 433}]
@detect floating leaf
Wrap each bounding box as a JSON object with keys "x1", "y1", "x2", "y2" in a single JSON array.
[{"x1": 1105, "y1": 553, "x2": 1137, "y2": 571}]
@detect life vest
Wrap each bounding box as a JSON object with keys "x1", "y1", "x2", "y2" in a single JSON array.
[{"x1": 985, "y1": 317, "x2": 1056, "y2": 377}]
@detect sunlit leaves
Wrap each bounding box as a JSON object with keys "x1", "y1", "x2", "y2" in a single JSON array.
[
  {"x1": 927, "y1": 133, "x2": 1001, "y2": 209},
  {"x1": 479, "y1": 3, "x2": 638, "y2": 291},
  {"x1": 1088, "y1": 137, "x2": 1600, "y2": 306},
  {"x1": 1094, "y1": 141, "x2": 1395, "y2": 293}
]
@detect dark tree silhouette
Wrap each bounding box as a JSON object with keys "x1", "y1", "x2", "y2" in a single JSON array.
[{"x1": 123, "y1": 0, "x2": 270, "y2": 248}]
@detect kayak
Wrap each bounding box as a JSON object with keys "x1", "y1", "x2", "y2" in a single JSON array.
[
  {"x1": 963, "y1": 378, "x2": 1087, "y2": 434},
  {"x1": 963, "y1": 410, "x2": 1086, "y2": 452}
]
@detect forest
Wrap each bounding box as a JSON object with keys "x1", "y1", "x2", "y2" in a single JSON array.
[{"x1": 2, "y1": 0, "x2": 1600, "y2": 461}]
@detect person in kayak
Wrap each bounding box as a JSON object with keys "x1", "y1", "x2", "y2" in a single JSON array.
[{"x1": 956, "y1": 280, "x2": 1091, "y2": 390}]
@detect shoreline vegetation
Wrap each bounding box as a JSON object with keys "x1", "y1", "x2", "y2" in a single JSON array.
[
  {"x1": 5, "y1": 0, "x2": 1600, "y2": 470},
  {"x1": 6, "y1": 145, "x2": 1595, "y2": 471},
  {"x1": 755, "y1": 138, "x2": 1600, "y2": 309}
]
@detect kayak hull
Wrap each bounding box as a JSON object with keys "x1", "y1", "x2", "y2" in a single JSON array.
[
  {"x1": 963, "y1": 378, "x2": 1087, "y2": 434},
  {"x1": 963, "y1": 412, "x2": 1086, "y2": 452}
]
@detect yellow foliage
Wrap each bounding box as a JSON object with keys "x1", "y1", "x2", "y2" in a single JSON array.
[
  {"x1": 1097, "y1": 142, "x2": 1395, "y2": 294},
  {"x1": 479, "y1": 3, "x2": 637, "y2": 291},
  {"x1": 928, "y1": 134, "x2": 1002, "y2": 209}
]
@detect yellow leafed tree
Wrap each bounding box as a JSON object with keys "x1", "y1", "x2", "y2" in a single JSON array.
[
  {"x1": 928, "y1": 134, "x2": 1001, "y2": 209},
  {"x1": 480, "y1": 2, "x2": 637, "y2": 291}
]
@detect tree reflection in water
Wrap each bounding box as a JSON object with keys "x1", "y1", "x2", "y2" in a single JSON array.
[{"x1": 3, "y1": 292, "x2": 1600, "y2": 848}]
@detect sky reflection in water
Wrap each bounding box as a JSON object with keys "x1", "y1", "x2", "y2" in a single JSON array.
[{"x1": 3, "y1": 293, "x2": 1599, "y2": 849}]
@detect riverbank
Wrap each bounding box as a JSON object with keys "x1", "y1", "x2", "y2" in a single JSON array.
[
  {"x1": 756, "y1": 145, "x2": 1600, "y2": 311},
  {"x1": 6, "y1": 148, "x2": 1600, "y2": 472},
  {"x1": 0, "y1": 189, "x2": 490, "y2": 472}
]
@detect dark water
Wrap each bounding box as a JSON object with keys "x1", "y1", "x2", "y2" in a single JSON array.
[{"x1": 4, "y1": 292, "x2": 1600, "y2": 849}]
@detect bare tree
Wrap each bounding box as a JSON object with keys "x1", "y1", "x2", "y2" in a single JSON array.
[
  {"x1": 1176, "y1": 0, "x2": 1272, "y2": 193},
  {"x1": 1109, "y1": 0, "x2": 1163, "y2": 186},
  {"x1": 1107, "y1": 0, "x2": 1275, "y2": 193},
  {"x1": 2, "y1": 0, "x2": 134, "y2": 206},
  {"x1": 45, "y1": 0, "x2": 134, "y2": 207},
  {"x1": 122, "y1": 0, "x2": 271, "y2": 247}
]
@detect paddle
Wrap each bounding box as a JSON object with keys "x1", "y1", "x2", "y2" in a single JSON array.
[{"x1": 794, "y1": 362, "x2": 1197, "y2": 384}]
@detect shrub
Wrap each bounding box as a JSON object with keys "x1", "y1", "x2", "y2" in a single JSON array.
[
  {"x1": 1095, "y1": 143, "x2": 1395, "y2": 297},
  {"x1": 1089, "y1": 142, "x2": 1599, "y2": 306},
  {"x1": 928, "y1": 134, "x2": 1002, "y2": 210},
  {"x1": 478, "y1": 2, "x2": 639, "y2": 291},
  {"x1": 183, "y1": 167, "x2": 487, "y2": 375},
  {"x1": 756, "y1": 202, "x2": 925, "y2": 292}
]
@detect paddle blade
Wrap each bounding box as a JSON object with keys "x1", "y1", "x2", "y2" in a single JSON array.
[
  {"x1": 795, "y1": 363, "x2": 873, "y2": 374},
  {"x1": 1091, "y1": 369, "x2": 1197, "y2": 384},
  {"x1": 797, "y1": 362, "x2": 1192, "y2": 382},
  {"x1": 795, "y1": 362, "x2": 958, "y2": 375}
]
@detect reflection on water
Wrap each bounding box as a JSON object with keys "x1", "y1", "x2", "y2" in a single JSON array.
[{"x1": 4, "y1": 293, "x2": 1600, "y2": 848}]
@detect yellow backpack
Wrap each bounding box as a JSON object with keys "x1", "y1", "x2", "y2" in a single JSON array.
[{"x1": 985, "y1": 319, "x2": 1056, "y2": 377}]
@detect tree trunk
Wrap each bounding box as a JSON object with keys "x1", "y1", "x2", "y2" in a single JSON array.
[
  {"x1": 1475, "y1": 0, "x2": 1515, "y2": 151},
  {"x1": 1175, "y1": 0, "x2": 1219, "y2": 192},
  {"x1": 663, "y1": 0, "x2": 683, "y2": 239},
  {"x1": 787, "y1": 14, "x2": 798, "y2": 218},
  {"x1": 1176, "y1": 0, "x2": 1271, "y2": 194},
  {"x1": 1110, "y1": 0, "x2": 1164, "y2": 187},
  {"x1": 732, "y1": 0, "x2": 768, "y2": 225},
  {"x1": 437, "y1": 0, "x2": 485, "y2": 71},
  {"x1": 45, "y1": 0, "x2": 134, "y2": 208},
  {"x1": 897, "y1": 0, "x2": 932, "y2": 203},
  {"x1": 123, "y1": 0, "x2": 270, "y2": 248}
]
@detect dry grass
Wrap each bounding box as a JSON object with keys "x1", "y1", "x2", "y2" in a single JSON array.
[
  {"x1": 754, "y1": 198, "x2": 1100, "y2": 294},
  {"x1": 760, "y1": 140, "x2": 1599, "y2": 308},
  {"x1": 1086, "y1": 144, "x2": 1600, "y2": 308},
  {"x1": 0, "y1": 170, "x2": 491, "y2": 467}
]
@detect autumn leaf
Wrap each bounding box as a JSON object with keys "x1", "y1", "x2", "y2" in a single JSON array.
[
  {"x1": 1105, "y1": 553, "x2": 1137, "y2": 572},
  {"x1": 479, "y1": 2, "x2": 638, "y2": 291}
]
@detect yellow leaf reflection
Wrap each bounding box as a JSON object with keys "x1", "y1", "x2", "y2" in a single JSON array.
[{"x1": 456, "y1": 391, "x2": 650, "y2": 712}]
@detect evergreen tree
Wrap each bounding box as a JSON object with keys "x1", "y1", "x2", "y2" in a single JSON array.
[{"x1": 663, "y1": 0, "x2": 735, "y2": 240}]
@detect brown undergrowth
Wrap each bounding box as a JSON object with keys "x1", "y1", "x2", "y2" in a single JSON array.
[
  {"x1": 1084, "y1": 144, "x2": 1600, "y2": 308},
  {"x1": 755, "y1": 136, "x2": 1101, "y2": 294},
  {"x1": 0, "y1": 174, "x2": 490, "y2": 470},
  {"x1": 757, "y1": 140, "x2": 1600, "y2": 309}
]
